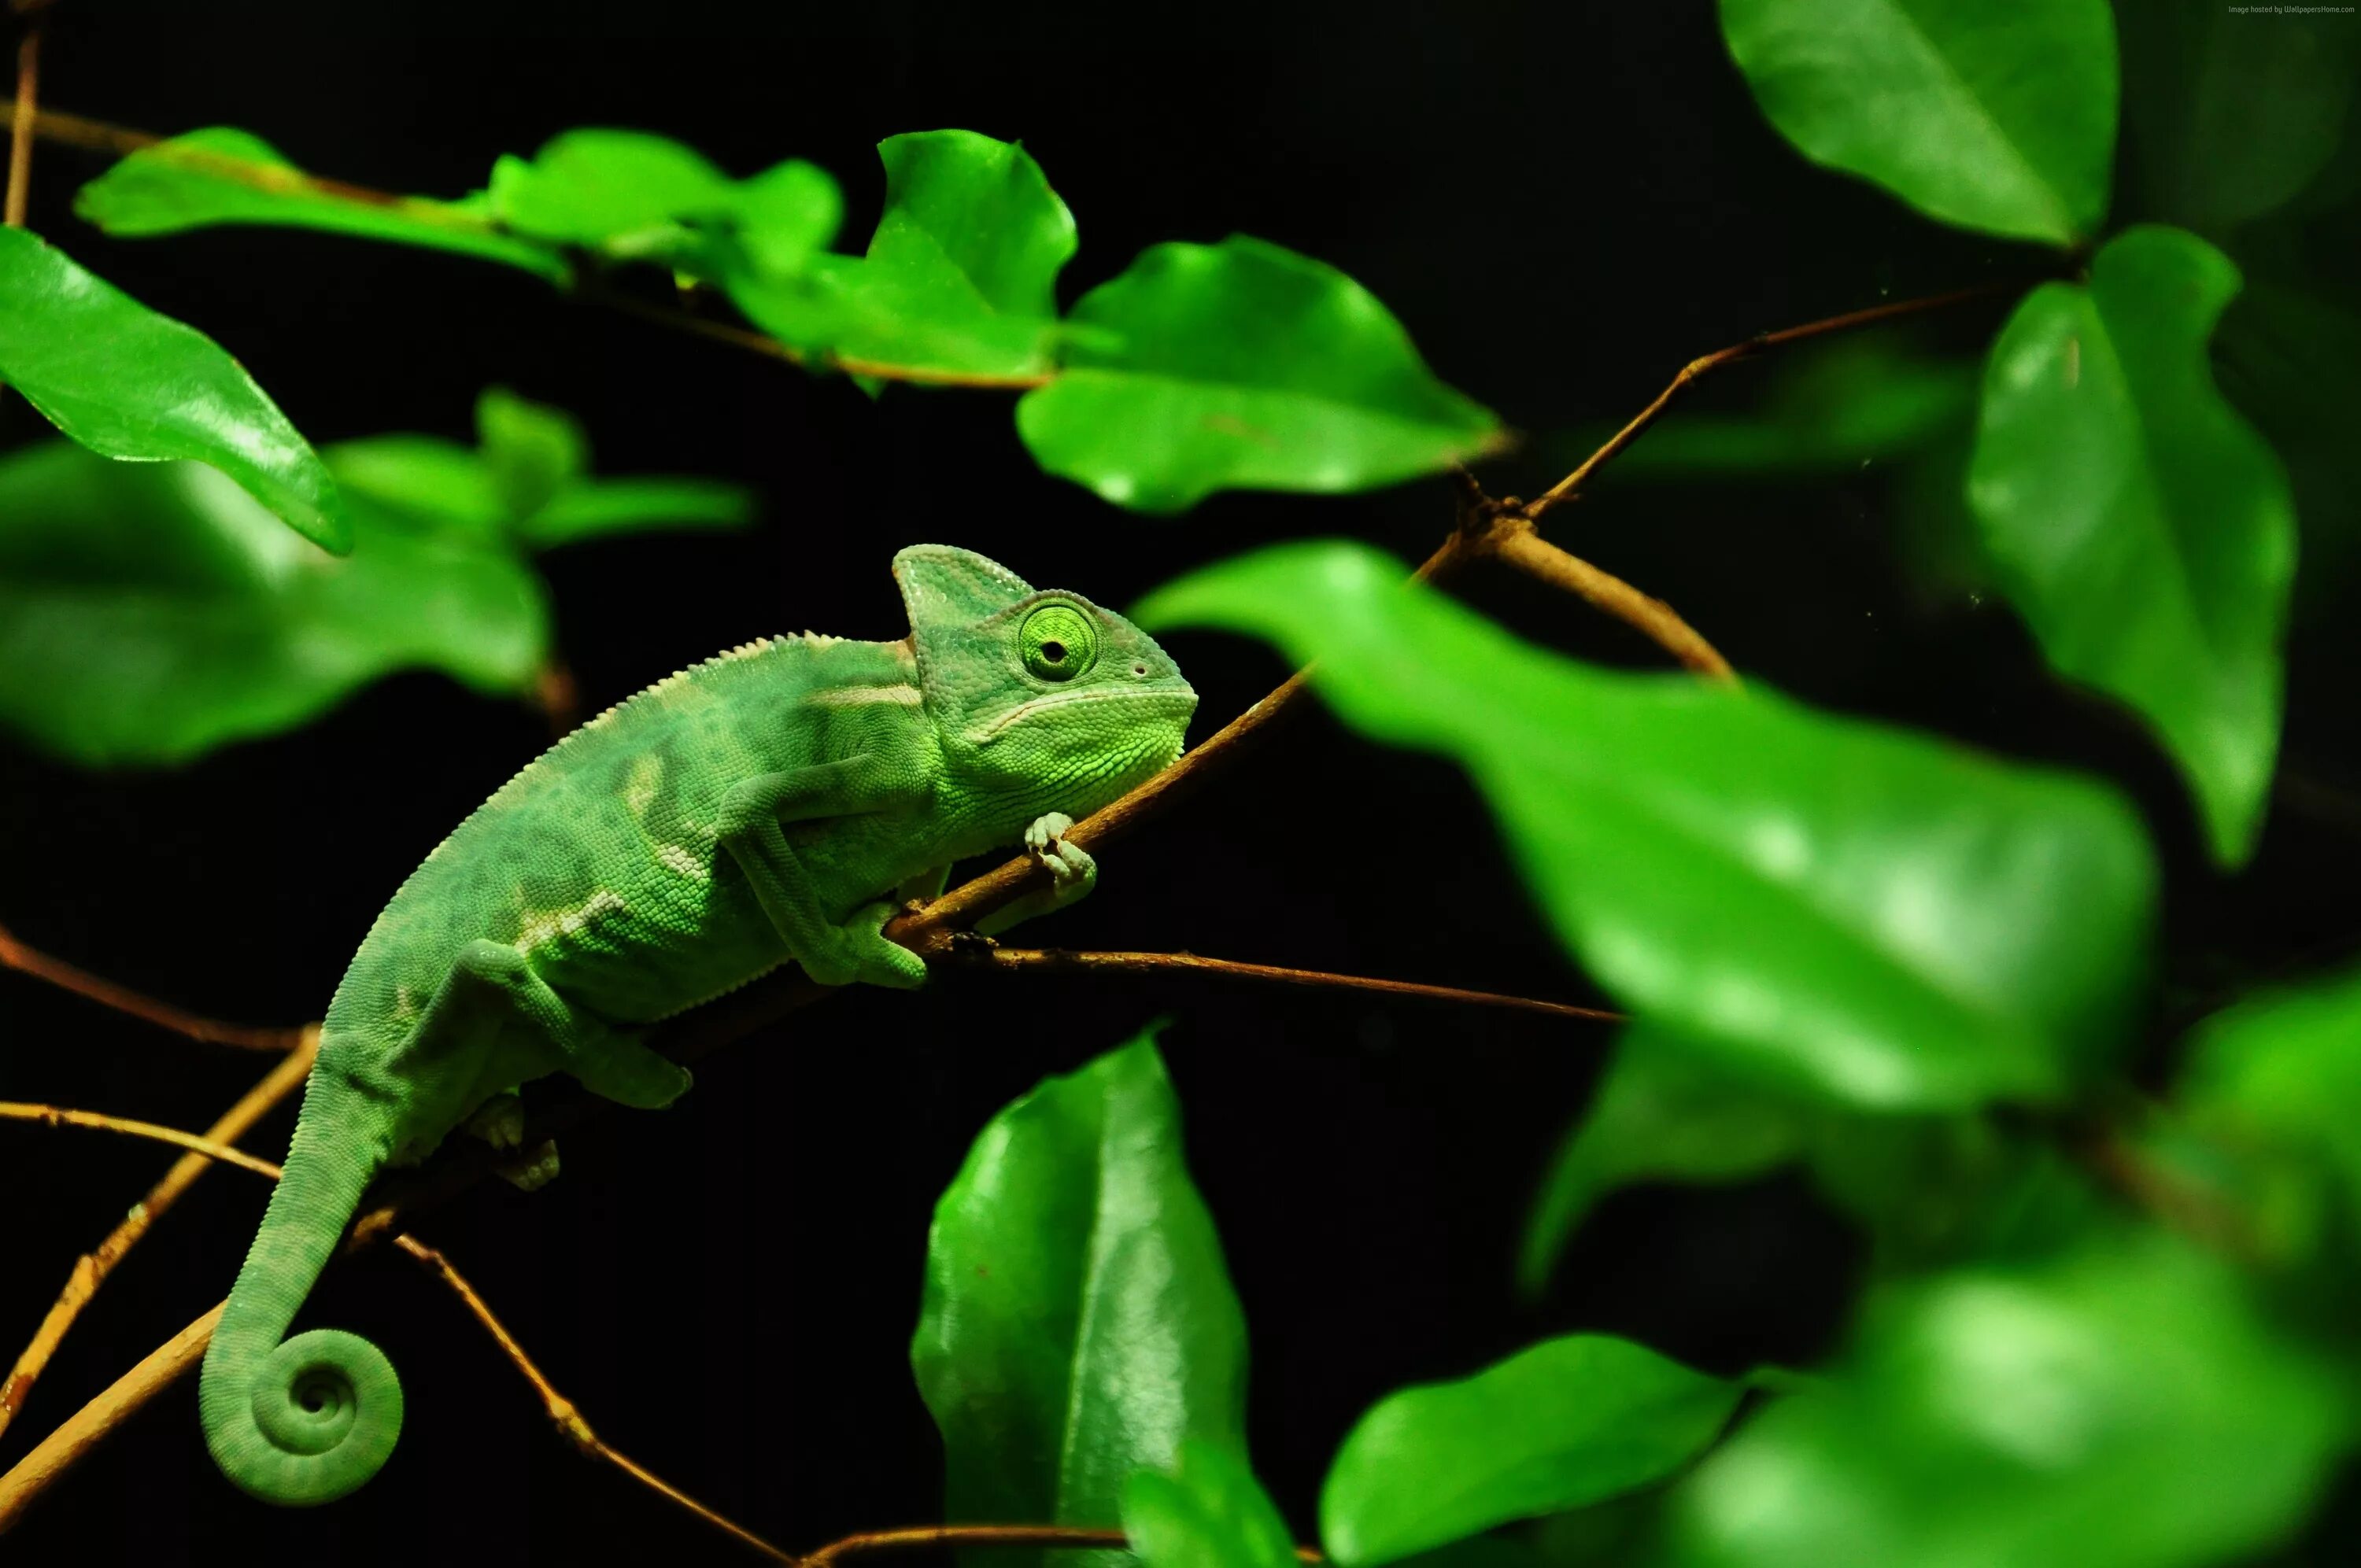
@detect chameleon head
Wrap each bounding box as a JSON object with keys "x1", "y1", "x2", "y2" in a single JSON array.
[{"x1": 893, "y1": 544, "x2": 1198, "y2": 818}]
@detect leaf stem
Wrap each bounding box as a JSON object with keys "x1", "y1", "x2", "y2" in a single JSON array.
[
  {"x1": 0, "y1": 918, "x2": 309, "y2": 1050},
  {"x1": 0, "y1": 1034, "x2": 316, "y2": 1445}
]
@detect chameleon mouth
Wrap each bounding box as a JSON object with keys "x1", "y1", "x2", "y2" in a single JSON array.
[{"x1": 974, "y1": 686, "x2": 1199, "y2": 743}]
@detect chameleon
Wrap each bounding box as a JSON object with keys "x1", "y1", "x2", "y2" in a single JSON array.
[{"x1": 198, "y1": 544, "x2": 1198, "y2": 1506}]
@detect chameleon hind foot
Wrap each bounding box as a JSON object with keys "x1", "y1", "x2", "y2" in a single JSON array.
[
  {"x1": 464, "y1": 1091, "x2": 526, "y2": 1151},
  {"x1": 496, "y1": 1138, "x2": 561, "y2": 1192}
]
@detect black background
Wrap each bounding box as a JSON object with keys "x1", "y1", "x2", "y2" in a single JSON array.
[{"x1": 3, "y1": 5, "x2": 2358, "y2": 1564}]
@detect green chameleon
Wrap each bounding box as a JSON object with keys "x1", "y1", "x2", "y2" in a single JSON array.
[{"x1": 199, "y1": 544, "x2": 1198, "y2": 1506}]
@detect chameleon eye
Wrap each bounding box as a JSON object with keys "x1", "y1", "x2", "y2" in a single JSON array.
[{"x1": 1019, "y1": 603, "x2": 1098, "y2": 682}]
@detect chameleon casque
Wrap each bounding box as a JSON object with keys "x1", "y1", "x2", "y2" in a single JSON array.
[{"x1": 199, "y1": 544, "x2": 1198, "y2": 1506}]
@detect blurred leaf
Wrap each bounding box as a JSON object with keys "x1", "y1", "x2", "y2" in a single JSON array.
[
  {"x1": 1717, "y1": 0, "x2": 2117, "y2": 245},
  {"x1": 324, "y1": 394, "x2": 751, "y2": 552},
  {"x1": 1968, "y1": 225, "x2": 2295, "y2": 866},
  {"x1": 1124, "y1": 1440, "x2": 1298, "y2": 1568},
  {"x1": 487, "y1": 128, "x2": 734, "y2": 249},
  {"x1": 725, "y1": 131, "x2": 1070, "y2": 378},
  {"x1": 1137, "y1": 544, "x2": 2157, "y2": 1112},
  {"x1": 726, "y1": 157, "x2": 844, "y2": 275},
  {"x1": 515, "y1": 477, "x2": 753, "y2": 547},
  {"x1": 2181, "y1": 963, "x2": 2361, "y2": 1218},
  {"x1": 912, "y1": 1032, "x2": 1249, "y2": 1568},
  {"x1": 0, "y1": 442, "x2": 545, "y2": 765},
  {"x1": 2216, "y1": 282, "x2": 2361, "y2": 620},
  {"x1": 1321, "y1": 1334, "x2": 1740, "y2": 1566},
  {"x1": 1019, "y1": 236, "x2": 1502, "y2": 511},
  {"x1": 73, "y1": 127, "x2": 567, "y2": 282},
  {"x1": 1561, "y1": 340, "x2": 1977, "y2": 483},
  {"x1": 2120, "y1": 2, "x2": 2359, "y2": 233},
  {"x1": 0, "y1": 226, "x2": 351, "y2": 552},
  {"x1": 475, "y1": 386, "x2": 588, "y2": 519},
  {"x1": 1519, "y1": 1028, "x2": 1811, "y2": 1298},
  {"x1": 1668, "y1": 1232, "x2": 2348, "y2": 1568}
]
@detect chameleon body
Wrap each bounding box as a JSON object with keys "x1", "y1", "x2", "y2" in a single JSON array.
[{"x1": 199, "y1": 545, "x2": 1197, "y2": 1505}]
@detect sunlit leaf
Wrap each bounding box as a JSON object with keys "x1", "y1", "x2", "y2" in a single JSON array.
[
  {"x1": 1137, "y1": 543, "x2": 2156, "y2": 1111},
  {"x1": 73, "y1": 127, "x2": 568, "y2": 282},
  {"x1": 1124, "y1": 1440, "x2": 1299, "y2": 1568},
  {"x1": 1718, "y1": 0, "x2": 2117, "y2": 245},
  {"x1": 1321, "y1": 1334, "x2": 1740, "y2": 1566},
  {"x1": 912, "y1": 1031, "x2": 1249, "y2": 1568},
  {"x1": 1018, "y1": 236, "x2": 1502, "y2": 511},
  {"x1": 0, "y1": 442, "x2": 545, "y2": 765},
  {"x1": 1668, "y1": 1232, "x2": 2347, "y2": 1568},
  {"x1": 0, "y1": 226, "x2": 351, "y2": 552},
  {"x1": 1969, "y1": 226, "x2": 2295, "y2": 866}
]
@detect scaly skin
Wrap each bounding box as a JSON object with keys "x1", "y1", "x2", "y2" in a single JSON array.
[{"x1": 200, "y1": 545, "x2": 1197, "y2": 1505}]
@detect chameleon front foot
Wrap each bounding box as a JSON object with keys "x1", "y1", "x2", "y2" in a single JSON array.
[
  {"x1": 496, "y1": 1138, "x2": 561, "y2": 1192},
  {"x1": 976, "y1": 813, "x2": 1099, "y2": 937}
]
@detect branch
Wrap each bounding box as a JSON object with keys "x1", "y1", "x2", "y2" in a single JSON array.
[
  {"x1": 0, "y1": 1034, "x2": 316, "y2": 1444},
  {"x1": 1528, "y1": 281, "x2": 2019, "y2": 515},
  {"x1": 0, "y1": 1102, "x2": 283, "y2": 1179},
  {"x1": 1479, "y1": 518, "x2": 1737, "y2": 682},
  {"x1": 2, "y1": 12, "x2": 37, "y2": 227},
  {"x1": 798, "y1": 1524, "x2": 1321, "y2": 1566},
  {"x1": 0, "y1": 919, "x2": 308, "y2": 1051},
  {"x1": 956, "y1": 944, "x2": 1624, "y2": 1024}
]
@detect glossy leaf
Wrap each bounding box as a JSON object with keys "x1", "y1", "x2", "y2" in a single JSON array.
[
  {"x1": 1969, "y1": 226, "x2": 2295, "y2": 865},
  {"x1": 912, "y1": 1033, "x2": 1249, "y2": 1568},
  {"x1": 1124, "y1": 1440, "x2": 1298, "y2": 1568},
  {"x1": 1018, "y1": 236, "x2": 1502, "y2": 511},
  {"x1": 1718, "y1": 0, "x2": 2117, "y2": 245},
  {"x1": 0, "y1": 226, "x2": 351, "y2": 552},
  {"x1": 1669, "y1": 1233, "x2": 2347, "y2": 1568},
  {"x1": 724, "y1": 131, "x2": 1069, "y2": 378},
  {"x1": 487, "y1": 129, "x2": 734, "y2": 247},
  {"x1": 0, "y1": 442, "x2": 545, "y2": 765},
  {"x1": 2181, "y1": 963, "x2": 2361, "y2": 1216},
  {"x1": 1321, "y1": 1334, "x2": 1740, "y2": 1566},
  {"x1": 73, "y1": 127, "x2": 567, "y2": 282},
  {"x1": 1137, "y1": 543, "x2": 2156, "y2": 1111},
  {"x1": 1518, "y1": 1028, "x2": 1811, "y2": 1297}
]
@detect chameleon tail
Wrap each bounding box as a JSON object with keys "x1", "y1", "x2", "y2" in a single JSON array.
[{"x1": 198, "y1": 1061, "x2": 403, "y2": 1506}]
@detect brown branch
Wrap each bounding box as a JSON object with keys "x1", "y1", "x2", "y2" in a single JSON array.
[
  {"x1": 1480, "y1": 519, "x2": 1737, "y2": 682},
  {"x1": 1528, "y1": 281, "x2": 2019, "y2": 516},
  {"x1": 960, "y1": 944, "x2": 1624, "y2": 1024},
  {"x1": 3, "y1": 17, "x2": 37, "y2": 227},
  {"x1": 0, "y1": 1032, "x2": 316, "y2": 1444},
  {"x1": 0, "y1": 1303, "x2": 219, "y2": 1530},
  {"x1": 0, "y1": 919, "x2": 308, "y2": 1051},
  {"x1": 0, "y1": 1102, "x2": 284, "y2": 1179},
  {"x1": 798, "y1": 1524, "x2": 1321, "y2": 1566}
]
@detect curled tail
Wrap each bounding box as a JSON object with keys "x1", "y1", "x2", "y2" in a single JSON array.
[{"x1": 199, "y1": 1064, "x2": 403, "y2": 1506}]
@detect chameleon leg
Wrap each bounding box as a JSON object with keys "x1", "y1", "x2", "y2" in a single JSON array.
[
  {"x1": 718, "y1": 764, "x2": 929, "y2": 990},
  {"x1": 974, "y1": 813, "x2": 1099, "y2": 937},
  {"x1": 447, "y1": 939, "x2": 693, "y2": 1111}
]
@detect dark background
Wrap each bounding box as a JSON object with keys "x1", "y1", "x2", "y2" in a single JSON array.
[{"x1": 3, "y1": 5, "x2": 2357, "y2": 1563}]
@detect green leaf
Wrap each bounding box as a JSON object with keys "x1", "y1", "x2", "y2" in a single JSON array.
[
  {"x1": 1668, "y1": 1232, "x2": 2348, "y2": 1568},
  {"x1": 1018, "y1": 235, "x2": 1502, "y2": 511},
  {"x1": 1518, "y1": 1028, "x2": 1812, "y2": 1298},
  {"x1": 486, "y1": 128, "x2": 734, "y2": 249},
  {"x1": 912, "y1": 1032, "x2": 1249, "y2": 1568},
  {"x1": 1968, "y1": 226, "x2": 2296, "y2": 866},
  {"x1": 1717, "y1": 0, "x2": 2118, "y2": 245},
  {"x1": 2181, "y1": 962, "x2": 2361, "y2": 1216},
  {"x1": 0, "y1": 442, "x2": 545, "y2": 765},
  {"x1": 475, "y1": 386, "x2": 588, "y2": 520},
  {"x1": 727, "y1": 157, "x2": 844, "y2": 276},
  {"x1": 722, "y1": 130, "x2": 1070, "y2": 378},
  {"x1": 1123, "y1": 1440, "x2": 1299, "y2": 1568},
  {"x1": 73, "y1": 127, "x2": 568, "y2": 282},
  {"x1": 323, "y1": 436, "x2": 510, "y2": 541},
  {"x1": 0, "y1": 226, "x2": 351, "y2": 552},
  {"x1": 1558, "y1": 340, "x2": 1977, "y2": 484},
  {"x1": 515, "y1": 477, "x2": 754, "y2": 548},
  {"x1": 1136, "y1": 543, "x2": 2156, "y2": 1112},
  {"x1": 1321, "y1": 1334, "x2": 1741, "y2": 1566}
]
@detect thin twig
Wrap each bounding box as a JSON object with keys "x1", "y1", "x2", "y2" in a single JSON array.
[
  {"x1": 391, "y1": 1238, "x2": 800, "y2": 1564},
  {"x1": 962, "y1": 945, "x2": 1624, "y2": 1024},
  {"x1": 0, "y1": 1032, "x2": 317, "y2": 1444},
  {"x1": 798, "y1": 1524, "x2": 1321, "y2": 1566},
  {"x1": 0, "y1": 1103, "x2": 284, "y2": 1179},
  {"x1": 1480, "y1": 519, "x2": 1737, "y2": 682},
  {"x1": 0, "y1": 919, "x2": 308, "y2": 1051},
  {"x1": 0, "y1": 1304, "x2": 220, "y2": 1530},
  {"x1": 1528, "y1": 281, "x2": 2019, "y2": 515},
  {"x1": 3, "y1": 16, "x2": 39, "y2": 227}
]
